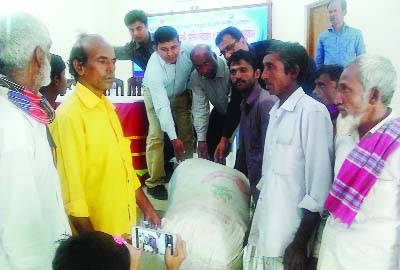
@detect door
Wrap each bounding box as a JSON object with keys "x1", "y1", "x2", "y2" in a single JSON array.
[{"x1": 307, "y1": 1, "x2": 330, "y2": 59}]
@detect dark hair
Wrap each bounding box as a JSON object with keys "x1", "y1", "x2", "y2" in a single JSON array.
[
  {"x1": 153, "y1": 26, "x2": 179, "y2": 45},
  {"x1": 265, "y1": 41, "x2": 309, "y2": 85},
  {"x1": 327, "y1": 0, "x2": 347, "y2": 10},
  {"x1": 316, "y1": 64, "x2": 344, "y2": 83},
  {"x1": 215, "y1": 26, "x2": 244, "y2": 46},
  {"x1": 124, "y1": 10, "x2": 147, "y2": 27},
  {"x1": 227, "y1": 50, "x2": 258, "y2": 71},
  {"x1": 52, "y1": 231, "x2": 130, "y2": 270},
  {"x1": 68, "y1": 34, "x2": 100, "y2": 80},
  {"x1": 50, "y1": 54, "x2": 66, "y2": 80}
]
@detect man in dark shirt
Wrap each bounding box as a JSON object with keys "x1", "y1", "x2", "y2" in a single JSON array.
[
  {"x1": 214, "y1": 27, "x2": 317, "y2": 163},
  {"x1": 228, "y1": 50, "x2": 277, "y2": 203}
]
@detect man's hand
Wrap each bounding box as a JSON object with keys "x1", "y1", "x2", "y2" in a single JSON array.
[
  {"x1": 214, "y1": 137, "x2": 229, "y2": 164},
  {"x1": 124, "y1": 240, "x2": 142, "y2": 270},
  {"x1": 165, "y1": 235, "x2": 186, "y2": 270},
  {"x1": 144, "y1": 208, "x2": 161, "y2": 229},
  {"x1": 172, "y1": 139, "x2": 185, "y2": 162},
  {"x1": 197, "y1": 141, "x2": 209, "y2": 160},
  {"x1": 283, "y1": 240, "x2": 307, "y2": 270}
]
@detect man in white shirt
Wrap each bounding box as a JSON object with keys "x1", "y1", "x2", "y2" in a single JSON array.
[
  {"x1": 245, "y1": 41, "x2": 333, "y2": 270},
  {"x1": 0, "y1": 12, "x2": 71, "y2": 270},
  {"x1": 142, "y1": 26, "x2": 194, "y2": 200},
  {"x1": 318, "y1": 55, "x2": 399, "y2": 270}
]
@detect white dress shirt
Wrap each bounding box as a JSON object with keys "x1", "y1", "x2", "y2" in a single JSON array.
[
  {"x1": 248, "y1": 87, "x2": 334, "y2": 257},
  {"x1": 0, "y1": 88, "x2": 71, "y2": 270},
  {"x1": 142, "y1": 42, "x2": 193, "y2": 140},
  {"x1": 318, "y1": 112, "x2": 400, "y2": 270}
]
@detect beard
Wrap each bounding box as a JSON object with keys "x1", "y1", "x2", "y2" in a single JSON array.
[
  {"x1": 336, "y1": 112, "x2": 363, "y2": 137},
  {"x1": 34, "y1": 56, "x2": 51, "y2": 89}
]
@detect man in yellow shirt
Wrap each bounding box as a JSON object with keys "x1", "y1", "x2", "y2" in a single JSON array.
[{"x1": 51, "y1": 34, "x2": 160, "y2": 236}]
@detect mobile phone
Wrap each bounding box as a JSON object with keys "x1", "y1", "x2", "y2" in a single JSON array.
[{"x1": 132, "y1": 226, "x2": 176, "y2": 255}]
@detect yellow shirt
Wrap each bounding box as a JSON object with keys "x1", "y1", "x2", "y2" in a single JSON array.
[{"x1": 51, "y1": 82, "x2": 141, "y2": 235}]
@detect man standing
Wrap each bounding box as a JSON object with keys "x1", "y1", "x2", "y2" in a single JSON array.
[
  {"x1": 114, "y1": 9, "x2": 154, "y2": 71},
  {"x1": 316, "y1": 0, "x2": 365, "y2": 67},
  {"x1": 0, "y1": 12, "x2": 71, "y2": 269},
  {"x1": 245, "y1": 41, "x2": 333, "y2": 270},
  {"x1": 214, "y1": 27, "x2": 317, "y2": 163},
  {"x1": 39, "y1": 53, "x2": 67, "y2": 109},
  {"x1": 142, "y1": 26, "x2": 194, "y2": 200},
  {"x1": 228, "y1": 50, "x2": 277, "y2": 203},
  {"x1": 190, "y1": 44, "x2": 231, "y2": 160},
  {"x1": 318, "y1": 55, "x2": 399, "y2": 270},
  {"x1": 51, "y1": 34, "x2": 160, "y2": 236}
]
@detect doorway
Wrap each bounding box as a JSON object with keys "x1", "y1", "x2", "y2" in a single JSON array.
[{"x1": 306, "y1": 0, "x2": 330, "y2": 59}]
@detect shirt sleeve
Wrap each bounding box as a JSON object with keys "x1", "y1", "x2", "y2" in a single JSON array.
[
  {"x1": 50, "y1": 112, "x2": 90, "y2": 217},
  {"x1": 222, "y1": 89, "x2": 242, "y2": 138},
  {"x1": 191, "y1": 71, "x2": 210, "y2": 142},
  {"x1": 315, "y1": 35, "x2": 324, "y2": 67},
  {"x1": 114, "y1": 42, "x2": 135, "y2": 61},
  {"x1": 355, "y1": 30, "x2": 366, "y2": 56},
  {"x1": 298, "y1": 109, "x2": 334, "y2": 214},
  {"x1": 143, "y1": 55, "x2": 178, "y2": 140}
]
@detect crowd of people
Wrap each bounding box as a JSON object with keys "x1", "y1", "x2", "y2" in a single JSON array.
[{"x1": 0, "y1": 0, "x2": 399, "y2": 269}]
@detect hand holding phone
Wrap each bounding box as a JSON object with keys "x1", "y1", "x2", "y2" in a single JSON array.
[{"x1": 133, "y1": 226, "x2": 176, "y2": 255}]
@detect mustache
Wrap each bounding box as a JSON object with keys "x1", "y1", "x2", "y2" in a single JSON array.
[{"x1": 233, "y1": 79, "x2": 246, "y2": 86}]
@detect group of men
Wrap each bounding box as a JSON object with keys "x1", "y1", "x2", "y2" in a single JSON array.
[{"x1": 1, "y1": 0, "x2": 399, "y2": 269}]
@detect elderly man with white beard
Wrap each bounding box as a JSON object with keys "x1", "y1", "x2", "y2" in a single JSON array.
[
  {"x1": 0, "y1": 12, "x2": 71, "y2": 270},
  {"x1": 318, "y1": 54, "x2": 400, "y2": 270}
]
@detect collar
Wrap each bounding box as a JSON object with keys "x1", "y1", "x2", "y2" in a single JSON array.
[
  {"x1": 244, "y1": 84, "x2": 263, "y2": 107},
  {"x1": 366, "y1": 109, "x2": 395, "y2": 135},
  {"x1": 328, "y1": 23, "x2": 348, "y2": 33},
  {"x1": 279, "y1": 87, "x2": 305, "y2": 112},
  {"x1": 75, "y1": 82, "x2": 115, "y2": 110},
  {"x1": 133, "y1": 32, "x2": 154, "y2": 50}
]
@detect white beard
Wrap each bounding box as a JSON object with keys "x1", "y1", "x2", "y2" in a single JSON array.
[
  {"x1": 34, "y1": 56, "x2": 51, "y2": 88},
  {"x1": 336, "y1": 113, "x2": 362, "y2": 137}
]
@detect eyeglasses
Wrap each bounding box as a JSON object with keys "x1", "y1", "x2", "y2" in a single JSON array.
[{"x1": 219, "y1": 40, "x2": 238, "y2": 57}]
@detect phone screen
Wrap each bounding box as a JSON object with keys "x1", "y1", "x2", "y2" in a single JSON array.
[{"x1": 133, "y1": 226, "x2": 175, "y2": 255}]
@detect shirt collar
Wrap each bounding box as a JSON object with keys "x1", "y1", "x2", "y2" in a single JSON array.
[
  {"x1": 279, "y1": 87, "x2": 305, "y2": 112},
  {"x1": 75, "y1": 82, "x2": 115, "y2": 110},
  {"x1": 366, "y1": 109, "x2": 395, "y2": 135},
  {"x1": 134, "y1": 32, "x2": 154, "y2": 50},
  {"x1": 328, "y1": 22, "x2": 348, "y2": 32}
]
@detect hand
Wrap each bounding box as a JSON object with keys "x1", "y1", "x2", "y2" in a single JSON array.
[
  {"x1": 144, "y1": 208, "x2": 161, "y2": 229},
  {"x1": 214, "y1": 137, "x2": 229, "y2": 165},
  {"x1": 165, "y1": 235, "x2": 186, "y2": 270},
  {"x1": 197, "y1": 141, "x2": 209, "y2": 160},
  {"x1": 172, "y1": 139, "x2": 185, "y2": 162},
  {"x1": 283, "y1": 240, "x2": 307, "y2": 270},
  {"x1": 124, "y1": 241, "x2": 142, "y2": 270}
]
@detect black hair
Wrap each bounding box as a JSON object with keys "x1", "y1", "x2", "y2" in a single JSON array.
[
  {"x1": 153, "y1": 26, "x2": 179, "y2": 45},
  {"x1": 316, "y1": 64, "x2": 344, "y2": 83},
  {"x1": 50, "y1": 54, "x2": 66, "y2": 80},
  {"x1": 327, "y1": 0, "x2": 347, "y2": 10},
  {"x1": 52, "y1": 231, "x2": 130, "y2": 270},
  {"x1": 227, "y1": 50, "x2": 258, "y2": 71},
  {"x1": 124, "y1": 10, "x2": 147, "y2": 27},
  {"x1": 265, "y1": 40, "x2": 309, "y2": 85},
  {"x1": 68, "y1": 34, "x2": 100, "y2": 80},
  {"x1": 215, "y1": 26, "x2": 244, "y2": 46}
]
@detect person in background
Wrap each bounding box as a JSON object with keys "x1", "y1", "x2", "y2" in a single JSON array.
[
  {"x1": 0, "y1": 12, "x2": 71, "y2": 270},
  {"x1": 52, "y1": 231, "x2": 186, "y2": 270},
  {"x1": 142, "y1": 26, "x2": 194, "y2": 200},
  {"x1": 228, "y1": 50, "x2": 277, "y2": 204},
  {"x1": 51, "y1": 34, "x2": 160, "y2": 236},
  {"x1": 316, "y1": 0, "x2": 365, "y2": 67},
  {"x1": 190, "y1": 44, "x2": 231, "y2": 160},
  {"x1": 39, "y1": 53, "x2": 67, "y2": 109}
]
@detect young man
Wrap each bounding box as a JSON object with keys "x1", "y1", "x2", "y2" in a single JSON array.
[
  {"x1": 318, "y1": 55, "x2": 399, "y2": 270},
  {"x1": 316, "y1": 0, "x2": 365, "y2": 67},
  {"x1": 142, "y1": 26, "x2": 194, "y2": 200},
  {"x1": 51, "y1": 34, "x2": 160, "y2": 236},
  {"x1": 39, "y1": 53, "x2": 67, "y2": 109},
  {"x1": 228, "y1": 50, "x2": 277, "y2": 203},
  {"x1": 245, "y1": 41, "x2": 333, "y2": 270},
  {"x1": 0, "y1": 12, "x2": 71, "y2": 270},
  {"x1": 190, "y1": 44, "x2": 231, "y2": 160}
]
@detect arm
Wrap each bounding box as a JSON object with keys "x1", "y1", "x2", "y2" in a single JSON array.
[
  {"x1": 165, "y1": 236, "x2": 186, "y2": 270},
  {"x1": 315, "y1": 35, "x2": 324, "y2": 67},
  {"x1": 69, "y1": 217, "x2": 94, "y2": 233},
  {"x1": 114, "y1": 42, "x2": 135, "y2": 61},
  {"x1": 135, "y1": 188, "x2": 161, "y2": 228}
]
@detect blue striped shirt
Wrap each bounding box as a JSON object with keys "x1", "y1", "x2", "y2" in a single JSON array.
[{"x1": 316, "y1": 24, "x2": 365, "y2": 67}]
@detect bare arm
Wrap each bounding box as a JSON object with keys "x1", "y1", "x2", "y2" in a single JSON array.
[
  {"x1": 69, "y1": 216, "x2": 95, "y2": 234},
  {"x1": 135, "y1": 188, "x2": 161, "y2": 228}
]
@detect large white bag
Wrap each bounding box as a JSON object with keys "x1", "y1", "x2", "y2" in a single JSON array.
[{"x1": 162, "y1": 158, "x2": 251, "y2": 270}]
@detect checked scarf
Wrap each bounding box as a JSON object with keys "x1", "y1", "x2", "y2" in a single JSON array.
[{"x1": 325, "y1": 117, "x2": 400, "y2": 226}]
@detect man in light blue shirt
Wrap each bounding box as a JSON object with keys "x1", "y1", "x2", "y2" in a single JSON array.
[
  {"x1": 316, "y1": 0, "x2": 365, "y2": 67},
  {"x1": 142, "y1": 26, "x2": 194, "y2": 200}
]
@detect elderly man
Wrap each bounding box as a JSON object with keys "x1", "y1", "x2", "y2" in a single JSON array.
[
  {"x1": 318, "y1": 55, "x2": 399, "y2": 270},
  {"x1": 142, "y1": 26, "x2": 194, "y2": 200},
  {"x1": 51, "y1": 34, "x2": 160, "y2": 236},
  {"x1": 0, "y1": 12, "x2": 71, "y2": 269},
  {"x1": 316, "y1": 0, "x2": 365, "y2": 67},
  {"x1": 39, "y1": 53, "x2": 67, "y2": 109},
  {"x1": 245, "y1": 41, "x2": 333, "y2": 270},
  {"x1": 190, "y1": 44, "x2": 231, "y2": 160}
]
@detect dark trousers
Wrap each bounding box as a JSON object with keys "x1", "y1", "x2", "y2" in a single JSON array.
[{"x1": 207, "y1": 108, "x2": 225, "y2": 161}]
